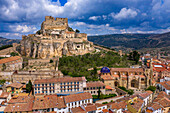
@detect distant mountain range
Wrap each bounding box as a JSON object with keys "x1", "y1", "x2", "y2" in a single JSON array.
[
  {"x1": 0, "y1": 37, "x2": 20, "y2": 47},
  {"x1": 88, "y1": 32, "x2": 170, "y2": 50}
]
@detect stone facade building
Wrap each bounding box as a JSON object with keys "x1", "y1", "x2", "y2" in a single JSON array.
[
  {"x1": 100, "y1": 67, "x2": 151, "y2": 91},
  {"x1": 83, "y1": 81, "x2": 105, "y2": 95},
  {"x1": 12, "y1": 70, "x2": 63, "y2": 83},
  {"x1": 0, "y1": 56, "x2": 23, "y2": 71}
]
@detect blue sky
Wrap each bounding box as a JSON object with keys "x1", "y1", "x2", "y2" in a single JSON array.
[{"x1": 0, "y1": 0, "x2": 170, "y2": 39}]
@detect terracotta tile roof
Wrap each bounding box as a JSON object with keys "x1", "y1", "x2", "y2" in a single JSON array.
[
  {"x1": 0, "y1": 56, "x2": 21, "y2": 64},
  {"x1": 157, "y1": 91, "x2": 170, "y2": 99},
  {"x1": 9, "y1": 96, "x2": 33, "y2": 104},
  {"x1": 71, "y1": 106, "x2": 86, "y2": 113},
  {"x1": 148, "y1": 103, "x2": 163, "y2": 110},
  {"x1": 131, "y1": 98, "x2": 144, "y2": 111},
  {"x1": 102, "y1": 109, "x2": 109, "y2": 113},
  {"x1": 111, "y1": 68, "x2": 143, "y2": 72},
  {"x1": 106, "y1": 85, "x2": 113, "y2": 90},
  {"x1": 123, "y1": 110, "x2": 132, "y2": 113},
  {"x1": 6, "y1": 83, "x2": 24, "y2": 89},
  {"x1": 158, "y1": 81, "x2": 170, "y2": 90},
  {"x1": 156, "y1": 97, "x2": 170, "y2": 107},
  {"x1": 33, "y1": 95, "x2": 66, "y2": 110},
  {"x1": 86, "y1": 81, "x2": 105, "y2": 88},
  {"x1": 34, "y1": 76, "x2": 86, "y2": 84},
  {"x1": 101, "y1": 75, "x2": 114, "y2": 80},
  {"x1": 85, "y1": 104, "x2": 97, "y2": 112},
  {"x1": 138, "y1": 91, "x2": 153, "y2": 99},
  {"x1": 95, "y1": 103, "x2": 106, "y2": 107},
  {"x1": 110, "y1": 101, "x2": 127, "y2": 110},
  {"x1": 0, "y1": 92, "x2": 10, "y2": 99},
  {"x1": 4, "y1": 96, "x2": 34, "y2": 112},
  {"x1": 64, "y1": 92, "x2": 92, "y2": 103}
]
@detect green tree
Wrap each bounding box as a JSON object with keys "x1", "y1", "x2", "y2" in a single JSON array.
[
  {"x1": 75, "y1": 29, "x2": 80, "y2": 33},
  {"x1": 128, "y1": 51, "x2": 140, "y2": 64},
  {"x1": 49, "y1": 59, "x2": 53, "y2": 63},
  {"x1": 0, "y1": 79, "x2": 6, "y2": 85},
  {"x1": 146, "y1": 86, "x2": 156, "y2": 92},
  {"x1": 128, "y1": 89, "x2": 134, "y2": 95},
  {"x1": 68, "y1": 27, "x2": 74, "y2": 31},
  {"x1": 10, "y1": 52, "x2": 19, "y2": 56},
  {"x1": 26, "y1": 80, "x2": 33, "y2": 93},
  {"x1": 97, "y1": 87, "x2": 101, "y2": 98}
]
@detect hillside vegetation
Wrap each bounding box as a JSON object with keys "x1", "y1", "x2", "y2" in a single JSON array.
[
  {"x1": 59, "y1": 51, "x2": 136, "y2": 81},
  {"x1": 0, "y1": 37, "x2": 20, "y2": 47},
  {"x1": 88, "y1": 32, "x2": 170, "y2": 50}
]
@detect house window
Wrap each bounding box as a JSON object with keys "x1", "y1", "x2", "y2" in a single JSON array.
[
  {"x1": 42, "y1": 91, "x2": 44, "y2": 93},
  {"x1": 77, "y1": 82, "x2": 79, "y2": 84},
  {"x1": 49, "y1": 83, "x2": 51, "y2": 86},
  {"x1": 38, "y1": 88, "x2": 40, "y2": 90},
  {"x1": 38, "y1": 84, "x2": 40, "y2": 86},
  {"x1": 38, "y1": 91, "x2": 40, "y2": 93},
  {"x1": 68, "y1": 82, "x2": 69, "y2": 85},
  {"x1": 35, "y1": 84, "x2": 37, "y2": 87},
  {"x1": 61, "y1": 83, "x2": 62, "y2": 85},
  {"x1": 42, "y1": 84, "x2": 44, "y2": 86},
  {"x1": 74, "y1": 82, "x2": 76, "y2": 84}
]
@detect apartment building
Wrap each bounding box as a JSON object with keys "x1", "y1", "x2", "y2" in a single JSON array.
[{"x1": 34, "y1": 76, "x2": 87, "y2": 95}]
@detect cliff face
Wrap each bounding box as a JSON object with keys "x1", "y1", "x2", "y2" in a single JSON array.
[{"x1": 19, "y1": 16, "x2": 94, "y2": 59}]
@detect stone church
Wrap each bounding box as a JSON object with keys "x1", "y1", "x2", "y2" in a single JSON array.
[{"x1": 100, "y1": 67, "x2": 152, "y2": 91}]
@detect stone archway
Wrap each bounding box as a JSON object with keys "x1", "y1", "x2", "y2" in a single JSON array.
[
  {"x1": 131, "y1": 79, "x2": 138, "y2": 88},
  {"x1": 114, "y1": 81, "x2": 119, "y2": 87}
]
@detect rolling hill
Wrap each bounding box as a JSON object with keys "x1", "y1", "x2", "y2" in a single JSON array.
[
  {"x1": 0, "y1": 37, "x2": 20, "y2": 47},
  {"x1": 88, "y1": 32, "x2": 170, "y2": 50}
]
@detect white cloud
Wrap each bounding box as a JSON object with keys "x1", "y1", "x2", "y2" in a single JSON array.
[
  {"x1": 112, "y1": 8, "x2": 137, "y2": 20},
  {"x1": 89, "y1": 16, "x2": 101, "y2": 21},
  {"x1": 9, "y1": 25, "x2": 37, "y2": 33}
]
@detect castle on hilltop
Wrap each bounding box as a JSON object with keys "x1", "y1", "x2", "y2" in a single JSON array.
[{"x1": 19, "y1": 16, "x2": 94, "y2": 59}]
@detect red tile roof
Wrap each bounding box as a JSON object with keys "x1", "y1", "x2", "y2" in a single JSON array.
[
  {"x1": 158, "y1": 81, "x2": 170, "y2": 90},
  {"x1": 6, "y1": 83, "x2": 24, "y2": 88},
  {"x1": 85, "y1": 104, "x2": 97, "y2": 112},
  {"x1": 111, "y1": 68, "x2": 143, "y2": 72},
  {"x1": 4, "y1": 96, "x2": 34, "y2": 112},
  {"x1": 33, "y1": 95, "x2": 66, "y2": 110},
  {"x1": 101, "y1": 75, "x2": 114, "y2": 80},
  {"x1": 34, "y1": 76, "x2": 86, "y2": 84},
  {"x1": 0, "y1": 92, "x2": 11, "y2": 99},
  {"x1": 64, "y1": 92, "x2": 92, "y2": 103},
  {"x1": 0, "y1": 56, "x2": 21, "y2": 64},
  {"x1": 86, "y1": 81, "x2": 105, "y2": 88},
  {"x1": 71, "y1": 106, "x2": 86, "y2": 113},
  {"x1": 138, "y1": 91, "x2": 153, "y2": 99}
]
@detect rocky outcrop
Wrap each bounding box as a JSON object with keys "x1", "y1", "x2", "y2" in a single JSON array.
[{"x1": 19, "y1": 16, "x2": 95, "y2": 59}]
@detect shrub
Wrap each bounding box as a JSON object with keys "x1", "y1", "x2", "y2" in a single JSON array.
[{"x1": 102, "y1": 102, "x2": 108, "y2": 104}]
